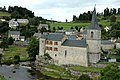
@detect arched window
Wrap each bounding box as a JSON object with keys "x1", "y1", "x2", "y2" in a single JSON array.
[{"x1": 91, "y1": 31, "x2": 94, "y2": 38}]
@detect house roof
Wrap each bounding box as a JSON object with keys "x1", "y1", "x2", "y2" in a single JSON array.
[
  {"x1": 41, "y1": 33, "x2": 64, "y2": 41},
  {"x1": 66, "y1": 35, "x2": 77, "y2": 40},
  {"x1": 87, "y1": 6, "x2": 101, "y2": 30},
  {"x1": 101, "y1": 40, "x2": 114, "y2": 45},
  {"x1": 9, "y1": 31, "x2": 20, "y2": 35},
  {"x1": 38, "y1": 24, "x2": 48, "y2": 30},
  {"x1": 62, "y1": 39, "x2": 87, "y2": 47},
  {"x1": 33, "y1": 33, "x2": 41, "y2": 38}
]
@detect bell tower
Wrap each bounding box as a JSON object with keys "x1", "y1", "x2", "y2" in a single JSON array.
[{"x1": 86, "y1": 6, "x2": 101, "y2": 63}]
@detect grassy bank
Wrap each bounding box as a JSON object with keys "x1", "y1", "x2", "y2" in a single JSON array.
[
  {"x1": 0, "y1": 75, "x2": 6, "y2": 80},
  {"x1": 68, "y1": 65, "x2": 101, "y2": 72},
  {"x1": 2, "y1": 45, "x2": 29, "y2": 63},
  {"x1": 0, "y1": 11, "x2": 11, "y2": 17},
  {"x1": 41, "y1": 64, "x2": 76, "y2": 80}
]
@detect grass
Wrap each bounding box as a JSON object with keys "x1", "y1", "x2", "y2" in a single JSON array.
[
  {"x1": 0, "y1": 11, "x2": 11, "y2": 17},
  {"x1": 50, "y1": 22, "x2": 90, "y2": 30},
  {"x1": 41, "y1": 64, "x2": 76, "y2": 79},
  {"x1": 3, "y1": 45, "x2": 29, "y2": 61},
  {"x1": 68, "y1": 65, "x2": 101, "y2": 72},
  {"x1": 0, "y1": 75, "x2": 6, "y2": 80}
]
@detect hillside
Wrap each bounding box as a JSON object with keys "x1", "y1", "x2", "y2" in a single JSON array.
[
  {"x1": 0, "y1": 11, "x2": 11, "y2": 17},
  {"x1": 50, "y1": 15, "x2": 120, "y2": 30}
]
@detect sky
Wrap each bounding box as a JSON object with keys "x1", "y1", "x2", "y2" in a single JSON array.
[{"x1": 1, "y1": 0, "x2": 120, "y2": 22}]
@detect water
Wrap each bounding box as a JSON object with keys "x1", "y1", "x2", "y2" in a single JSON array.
[{"x1": 0, "y1": 63, "x2": 37, "y2": 80}]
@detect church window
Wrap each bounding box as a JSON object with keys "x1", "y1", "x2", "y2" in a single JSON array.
[
  {"x1": 65, "y1": 50, "x2": 67, "y2": 57},
  {"x1": 55, "y1": 54, "x2": 57, "y2": 57},
  {"x1": 91, "y1": 31, "x2": 94, "y2": 38}
]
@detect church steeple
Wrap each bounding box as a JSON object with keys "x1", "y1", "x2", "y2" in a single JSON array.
[{"x1": 88, "y1": 5, "x2": 101, "y2": 30}]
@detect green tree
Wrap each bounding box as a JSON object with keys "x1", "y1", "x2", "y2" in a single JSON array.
[
  {"x1": 0, "y1": 54, "x2": 3, "y2": 64},
  {"x1": 27, "y1": 37, "x2": 39, "y2": 60},
  {"x1": 78, "y1": 74, "x2": 92, "y2": 80},
  {"x1": 14, "y1": 55, "x2": 20, "y2": 64},
  {"x1": 0, "y1": 37, "x2": 8, "y2": 51},
  {"x1": 101, "y1": 64, "x2": 120, "y2": 80},
  {"x1": 110, "y1": 15, "x2": 116, "y2": 23},
  {"x1": 8, "y1": 37, "x2": 14, "y2": 45}
]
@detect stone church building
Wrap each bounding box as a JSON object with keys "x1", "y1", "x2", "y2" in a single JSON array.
[{"x1": 36, "y1": 7, "x2": 114, "y2": 67}]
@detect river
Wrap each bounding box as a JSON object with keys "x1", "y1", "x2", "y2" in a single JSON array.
[{"x1": 0, "y1": 62, "x2": 37, "y2": 80}]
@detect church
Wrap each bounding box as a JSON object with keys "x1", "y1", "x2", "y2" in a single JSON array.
[{"x1": 36, "y1": 7, "x2": 115, "y2": 67}]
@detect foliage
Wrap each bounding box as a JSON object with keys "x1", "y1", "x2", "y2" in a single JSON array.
[
  {"x1": 8, "y1": 37, "x2": 14, "y2": 45},
  {"x1": 78, "y1": 74, "x2": 92, "y2": 80},
  {"x1": 27, "y1": 37, "x2": 39, "y2": 60},
  {"x1": 110, "y1": 15, "x2": 116, "y2": 23},
  {"x1": 3, "y1": 45, "x2": 28, "y2": 62},
  {"x1": 44, "y1": 53, "x2": 52, "y2": 60},
  {"x1": 0, "y1": 75, "x2": 6, "y2": 80},
  {"x1": 8, "y1": 6, "x2": 34, "y2": 18},
  {"x1": 69, "y1": 65, "x2": 101, "y2": 72},
  {"x1": 0, "y1": 37, "x2": 8, "y2": 51},
  {"x1": 101, "y1": 63, "x2": 120, "y2": 80},
  {"x1": 0, "y1": 54, "x2": 3, "y2": 64},
  {"x1": 29, "y1": 17, "x2": 40, "y2": 26},
  {"x1": 13, "y1": 55, "x2": 20, "y2": 64}
]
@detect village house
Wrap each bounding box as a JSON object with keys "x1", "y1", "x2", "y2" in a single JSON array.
[
  {"x1": 36, "y1": 7, "x2": 117, "y2": 67},
  {"x1": 9, "y1": 19, "x2": 19, "y2": 29},
  {"x1": 8, "y1": 31, "x2": 20, "y2": 41},
  {"x1": 37, "y1": 24, "x2": 49, "y2": 32},
  {"x1": 17, "y1": 19, "x2": 29, "y2": 24}
]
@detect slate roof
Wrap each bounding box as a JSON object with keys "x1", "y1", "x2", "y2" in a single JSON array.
[
  {"x1": 66, "y1": 35, "x2": 77, "y2": 40},
  {"x1": 41, "y1": 33, "x2": 64, "y2": 41},
  {"x1": 33, "y1": 33, "x2": 41, "y2": 38},
  {"x1": 101, "y1": 40, "x2": 114, "y2": 45},
  {"x1": 62, "y1": 39, "x2": 87, "y2": 47},
  {"x1": 87, "y1": 7, "x2": 101, "y2": 30},
  {"x1": 9, "y1": 31, "x2": 20, "y2": 35}
]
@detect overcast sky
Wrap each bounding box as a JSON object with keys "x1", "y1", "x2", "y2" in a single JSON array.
[{"x1": 1, "y1": 0, "x2": 120, "y2": 22}]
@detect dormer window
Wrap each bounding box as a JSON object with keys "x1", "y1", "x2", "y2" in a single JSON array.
[{"x1": 91, "y1": 31, "x2": 94, "y2": 38}]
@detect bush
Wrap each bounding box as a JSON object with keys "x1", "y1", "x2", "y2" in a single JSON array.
[{"x1": 78, "y1": 74, "x2": 92, "y2": 80}]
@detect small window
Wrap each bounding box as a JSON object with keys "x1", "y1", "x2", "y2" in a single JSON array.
[
  {"x1": 55, "y1": 54, "x2": 57, "y2": 57},
  {"x1": 91, "y1": 31, "x2": 94, "y2": 38},
  {"x1": 54, "y1": 42, "x2": 58, "y2": 45},
  {"x1": 50, "y1": 47, "x2": 52, "y2": 50},
  {"x1": 50, "y1": 41, "x2": 53, "y2": 45},
  {"x1": 46, "y1": 41, "x2": 49, "y2": 44},
  {"x1": 65, "y1": 50, "x2": 67, "y2": 57},
  {"x1": 54, "y1": 48, "x2": 58, "y2": 51}
]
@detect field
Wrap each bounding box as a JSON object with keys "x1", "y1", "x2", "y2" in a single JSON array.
[
  {"x1": 50, "y1": 22, "x2": 90, "y2": 30},
  {"x1": 0, "y1": 11, "x2": 11, "y2": 17},
  {"x1": 3, "y1": 45, "x2": 29, "y2": 61}
]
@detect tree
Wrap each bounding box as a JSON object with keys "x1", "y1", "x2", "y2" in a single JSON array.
[
  {"x1": 0, "y1": 37, "x2": 8, "y2": 51},
  {"x1": 27, "y1": 37, "x2": 39, "y2": 60},
  {"x1": 8, "y1": 37, "x2": 14, "y2": 45},
  {"x1": 73, "y1": 15, "x2": 77, "y2": 21},
  {"x1": 78, "y1": 74, "x2": 92, "y2": 80},
  {"x1": 0, "y1": 54, "x2": 3, "y2": 64},
  {"x1": 110, "y1": 15, "x2": 116, "y2": 23},
  {"x1": 14, "y1": 55, "x2": 20, "y2": 64},
  {"x1": 101, "y1": 64, "x2": 120, "y2": 80}
]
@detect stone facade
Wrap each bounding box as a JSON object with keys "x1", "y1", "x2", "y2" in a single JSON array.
[{"x1": 36, "y1": 7, "x2": 118, "y2": 67}]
